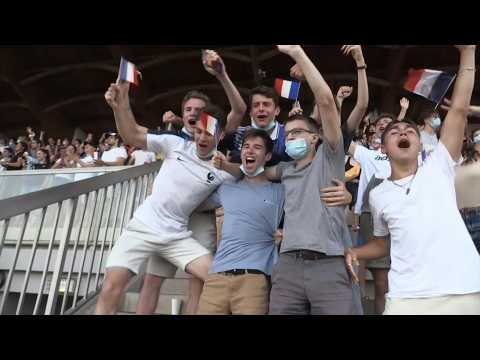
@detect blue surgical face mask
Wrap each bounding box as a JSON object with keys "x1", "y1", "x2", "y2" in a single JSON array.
[
  {"x1": 286, "y1": 138, "x2": 310, "y2": 160},
  {"x1": 473, "y1": 134, "x2": 480, "y2": 145},
  {"x1": 431, "y1": 117, "x2": 441, "y2": 129},
  {"x1": 240, "y1": 164, "x2": 265, "y2": 177},
  {"x1": 251, "y1": 117, "x2": 276, "y2": 131}
]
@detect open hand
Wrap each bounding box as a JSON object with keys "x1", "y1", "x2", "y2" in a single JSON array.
[
  {"x1": 345, "y1": 248, "x2": 359, "y2": 283},
  {"x1": 320, "y1": 178, "x2": 352, "y2": 207},
  {"x1": 400, "y1": 97, "x2": 410, "y2": 110},
  {"x1": 341, "y1": 45, "x2": 364, "y2": 64},
  {"x1": 273, "y1": 229, "x2": 283, "y2": 246}
]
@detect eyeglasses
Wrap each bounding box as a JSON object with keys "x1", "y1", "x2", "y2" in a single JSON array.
[{"x1": 285, "y1": 128, "x2": 316, "y2": 137}]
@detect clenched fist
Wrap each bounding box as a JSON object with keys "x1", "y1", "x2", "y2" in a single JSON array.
[{"x1": 105, "y1": 79, "x2": 130, "y2": 110}]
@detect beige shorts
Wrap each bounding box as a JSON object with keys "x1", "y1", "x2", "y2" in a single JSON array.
[
  {"x1": 359, "y1": 212, "x2": 391, "y2": 270},
  {"x1": 106, "y1": 218, "x2": 210, "y2": 275},
  {"x1": 146, "y1": 211, "x2": 217, "y2": 278},
  {"x1": 383, "y1": 292, "x2": 480, "y2": 315}
]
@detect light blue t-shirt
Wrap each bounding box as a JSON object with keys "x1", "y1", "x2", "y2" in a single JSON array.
[{"x1": 208, "y1": 179, "x2": 285, "y2": 275}]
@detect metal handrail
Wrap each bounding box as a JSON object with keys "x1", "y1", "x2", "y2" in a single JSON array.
[{"x1": 0, "y1": 161, "x2": 161, "y2": 315}]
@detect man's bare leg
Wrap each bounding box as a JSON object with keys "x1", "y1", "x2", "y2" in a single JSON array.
[
  {"x1": 96, "y1": 267, "x2": 134, "y2": 315},
  {"x1": 136, "y1": 273, "x2": 165, "y2": 315},
  {"x1": 185, "y1": 254, "x2": 213, "y2": 284},
  {"x1": 185, "y1": 277, "x2": 204, "y2": 315}
]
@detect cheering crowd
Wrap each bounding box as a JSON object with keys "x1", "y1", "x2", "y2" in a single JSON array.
[
  {"x1": 4, "y1": 45, "x2": 478, "y2": 315},
  {"x1": 0, "y1": 128, "x2": 157, "y2": 171}
]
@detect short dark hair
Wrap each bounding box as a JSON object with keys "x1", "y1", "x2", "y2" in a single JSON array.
[
  {"x1": 242, "y1": 128, "x2": 274, "y2": 154},
  {"x1": 201, "y1": 104, "x2": 227, "y2": 130},
  {"x1": 181, "y1": 90, "x2": 210, "y2": 111},
  {"x1": 3, "y1": 147, "x2": 14, "y2": 155},
  {"x1": 249, "y1": 86, "x2": 279, "y2": 107},
  {"x1": 373, "y1": 113, "x2": 395, "y2": 126},
  {"x1": 381, "y1": 119, "x2": 421, "y2": 145},
  {"x1": 285, "y1": 114, "x2": 320, "y2": 133}
]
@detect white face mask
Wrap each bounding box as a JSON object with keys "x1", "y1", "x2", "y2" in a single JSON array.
[
  {"x1": 473, "y1": 134, "x2": 480, "y2": 145},
  {"x1": 240, "y1": 164, "x2": 265, "y2": 177},
  {"x1": 251, "y1": 117, "x2": 276, "y2": 131}
]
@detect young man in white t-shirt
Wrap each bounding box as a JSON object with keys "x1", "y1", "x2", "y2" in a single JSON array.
[
  {"x1": 345, "y1": 45, "x2": 480, "y2": 315},
  {"x1": 96, "y1": 132, "x2": 127, "y2": 166},
  {"x1": 95, "y1": 79, "x2": 234, "y2": 314},
  {"x1": 128, "y1": 148, "x2": 156, "y2": 166}
]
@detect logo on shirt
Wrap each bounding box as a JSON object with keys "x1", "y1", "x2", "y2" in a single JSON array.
[
  {"x1": 206, "y1": 172, "x2": 215, "y2": 183},
  {"x1": 374, "y1": 155, "x2": 389, "y2": 161}
]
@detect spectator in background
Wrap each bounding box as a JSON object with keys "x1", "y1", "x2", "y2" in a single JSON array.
[
  {"x1": 8, "y1": 138, "x2": 16, "y2": 151},
  {"x1": 62, "y1": 138, "x2": 70, "y2": 147},
  {"x1": 25, "y1": 148, "x2": 51, "y2": 170},
  {"x1": 51, "y1": 144, "x2": 80, "y2": 169},
  {"x1": 0, "y1": 147, "x2": 15, "y2": 170},
  {"x1": 2, "y1": 141, "x2": 28, "y2": 170},
  {"x1": 85, "y1": 133, "x2": 94, "y2": 143},
  {"x1": 29, "y1": 138, "x2": 40, "y2": 159},
  {"x1": 95, "y1": 132, "x2": 127, "y2": 166},
  {"x1": 78, "y1": 142, "x2": 98, "y2": 167},
  {"x1": 348, "y1": 113, "x2": 393, "y2": 314},
  {"x1": 419, "y1": 110, "x2": 441, "y2": 158},
  {"x1": 455, "y1": 128, "x2": 480, "y2": 254},
  {"x1": 128, "y1": 147, "x2": 156, "y2": 166}
]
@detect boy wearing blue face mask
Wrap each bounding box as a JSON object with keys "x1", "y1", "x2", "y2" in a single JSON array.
[
  {"x1": 420, "y1": 110, "x2": 441, "y2": 158},
  {"x1": 261, "y1": 45, "x2": 360, "y2": 315}
]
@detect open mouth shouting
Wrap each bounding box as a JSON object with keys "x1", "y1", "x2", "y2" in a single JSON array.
[{"x1": 397, "y1": 138, "x2": 411, "y2": 149}]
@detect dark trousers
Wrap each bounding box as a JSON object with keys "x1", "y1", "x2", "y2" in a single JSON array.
[{"x1": 269, "y1": 252, "x2": 361, "y2": 315}]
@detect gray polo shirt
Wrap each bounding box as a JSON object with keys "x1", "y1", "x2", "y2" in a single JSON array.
[
  {"x1": 276, "y1": 138, "x2": 351, "y2": 255},
  {"x1": 208, "y1": 179, "x2": 285, "y2": 275}
]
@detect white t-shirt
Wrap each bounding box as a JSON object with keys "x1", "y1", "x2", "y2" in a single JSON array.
[
  {"x1": 353, "y1": 145, "x2": 391, "y2": 214},
  {"x1": 101, "y1": 146, "x2": 127, "y2": 164},
  {"x1": 81, "y1": 154, "x2": 96, "y2": 166},
  {"x1": 131, "y1": 150, "x2": 156, "y2": 166},
  {"x1": 133, "y1": 134, "x2": 234, "y2": 242},
  {"x1": 370, "y1": 141, "x2": 480, "y2": 299},
  {"x1": 420, "y1": 130, "x2": 438, "y2": 156}
]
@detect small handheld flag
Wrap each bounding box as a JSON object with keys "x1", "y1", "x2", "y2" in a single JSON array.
[
  {"x1": 404, "y1": 69, "x2": 456, "y2": 105},
  {"x1": 198, "y1": 112, "x2": 219, "y2": 137},
  {"x1": 275, "y1": 78, "x2": 301, "y2": 100},
  {"x1": 118, "y1": 57, "x2": 142, "y2": 86}
]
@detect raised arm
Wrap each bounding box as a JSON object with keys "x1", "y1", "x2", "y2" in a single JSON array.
[
  {"x1": 202, "y1": 50, "x2": 247, "y2": 135},
  {"x1": 441, "y1": 98, "x2": 480, "y2": 118},
  {"x1": 341, "y1": 45, "x2": 369, "y2": 135},
  {"x1": 440, "y1": 45, "x2": 476, "y2": 161},
  {"x1": 105, "y1": 80, "x2": 148, "y2": 149},
  {"x1": 278, "y1": 45, "x2": 341, "y2": 149},
  {"x1": 212, "y1": 151, "x2": 242, "y2": 178},
  {"x1": 335, "y1": 86, "x2": 353, "y2": 113},
  {"x1": 397, "y1": 97, "x2": 409, "y2": 121}
]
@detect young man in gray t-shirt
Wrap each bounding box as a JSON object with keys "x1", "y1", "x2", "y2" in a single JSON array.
[{"x1": 263, "y1": 45, "x2": 359, "y2": 315}]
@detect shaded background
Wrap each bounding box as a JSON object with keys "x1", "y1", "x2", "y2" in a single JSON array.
[{"x1": 0, "y1": 45, "x2": 479, "y2": 140}]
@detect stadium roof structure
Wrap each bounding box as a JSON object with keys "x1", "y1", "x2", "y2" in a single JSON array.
[{"x1": 0, "y1": 45, "x2": 478, "y2": 139}]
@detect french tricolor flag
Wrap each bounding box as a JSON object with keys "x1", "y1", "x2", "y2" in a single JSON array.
[
  {"x1": 274, "y1": 78, "x2": 301, "y2": 100},
  {"x1": 404, "y1": 69, "x2": 456, "y2": 104},
  {"x1": 199, "y1": 112, "x2": 219, "y2": 137},
  {"x1": 119, "y1": 57, "x2": 142, "y2": 86}
]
